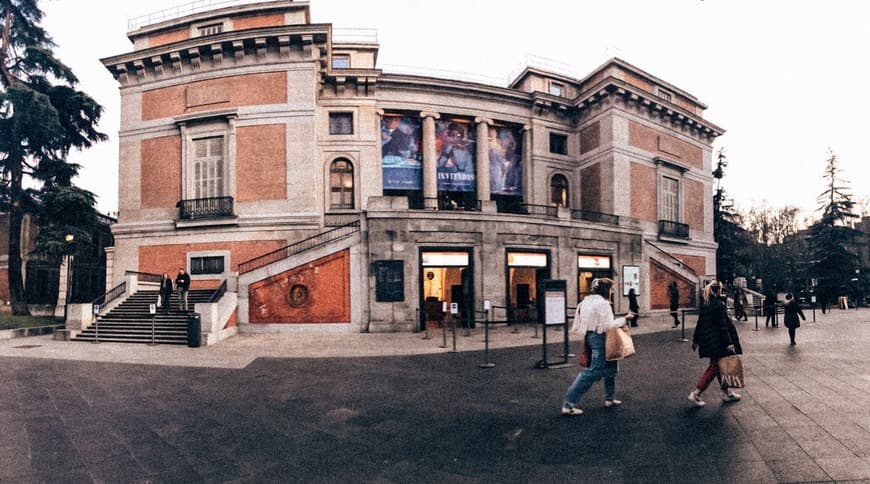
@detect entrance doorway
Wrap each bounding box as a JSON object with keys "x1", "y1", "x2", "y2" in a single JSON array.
[
  {"x1": 420, "y1": 250, "x2": 473, "y2": 331},
  {"x1": 506, "y1": 251, "x2": 550, "y2": 324},
  {"x1": 578, "y1": 254, "x2": 612, "y2": 301}
]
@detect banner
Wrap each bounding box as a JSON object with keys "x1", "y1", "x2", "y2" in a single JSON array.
[
  {"x1": 488, "y1": 125, "x2": 523, "y2": 196},
  {"x1": 381, "y1": 115, "x2": 422, "y2": 190},
  {"x1": 436, "y1": 120, "x2": 476, "y2": 192}
]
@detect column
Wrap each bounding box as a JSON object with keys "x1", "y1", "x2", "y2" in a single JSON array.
[
  {"x1": 475, "y1": 118, "x2": 491, "y2": 202},
  {"x1": 522, "y1": 125, "x2": 532, "y2": 204},
  {"x1": 420, "y1": 112, "x2": 440, "y2": 204}
]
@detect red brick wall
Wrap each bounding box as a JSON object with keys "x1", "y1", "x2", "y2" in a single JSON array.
[
  {"x1": 630, "y1": 163, "x2": 657, "y2": 222},
  {"x1": 628, "y1": 121, "x2": 702, "y2": 169},
  {"x1": 0, "y1": 268, "x2": 8, "y2": 303},
  {"x1": 139, "y1": 240, "x2": 285, "y2": 289},
  {"x1": 649, "y1": 260, "x2": 696, "y2": 310},
  {"x1": 580, "y1": 122, "x2": 600, "y2": 154},
  {"x1": 234, "y1": 13, "x2": 285, "y2": 30},
  {"x1": 141, "y1": 136, "x2": 182, "y2": 209},
  {"x1": 672, "y1": 254, "x2": 707, "y2": 277},
  {"x1": 147, "y1": 28, "x2": 189, "y2": 48},
  {"x1": 580, "y1": 163, "x2": 601, "y2": 212},
  {"x1": 236, "y1": 124, "x2": 287, "y2": 202},
  {"x1": 248, "y1": 250, "x2": 351, "y2": 324},
  {"x1": 685, "y1": 178, "x2": 704, "y2": 232},
  {"x1": 141, "y1": 72, "x2": 288, "y2": 121}
]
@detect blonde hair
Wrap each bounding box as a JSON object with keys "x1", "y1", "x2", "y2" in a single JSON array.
[{"x1": 702, "y1": 280, "x2": 721, "y2": 307}]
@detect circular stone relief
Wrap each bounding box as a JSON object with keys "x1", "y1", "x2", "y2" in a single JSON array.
[{"x1": 287, "y1": 284, "x2": 309, "y2": 307}]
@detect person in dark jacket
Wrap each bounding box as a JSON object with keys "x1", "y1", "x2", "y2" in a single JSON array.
[
  {"x1": 159, "y1": 272, "x2": 174, "y2": 314},
  {"x1": 175, "y1": 268, "x2": 191, "y2": 312},
  {"x1": 733, "y1": 288, "x2": 748, "y2": 321},
  {"x1": 783, "y1": 293, "x2": 806, "y2": 345},
  {"x1": 688, "y1": 280, "x2": 742, "y2": 407},
  {"x1": 668, "y1": 281, "x2": 680, "y2": 327},
  {"x1": 627, "y1": 288, "x2": 640, "y2": 327},
  {"x1": 764, "y1": 291, "x2": 778, "y2": 327}
]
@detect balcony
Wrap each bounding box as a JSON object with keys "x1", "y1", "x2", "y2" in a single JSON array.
[
  {"x1": 422, "y1": 197, "x2": 482, "y2": 211},
  {"x1": 497, "y1": 203, "x2": 558, "y2": 218},
  {"x1": 177, "y1": 197, "x2": 234, "y2": 220},
  {"x1": 571, "y1": 209, "x2": 620, "y2": 225},
  {"x1": 658, "y1": 220, "x2": 690, "y2": 239}
]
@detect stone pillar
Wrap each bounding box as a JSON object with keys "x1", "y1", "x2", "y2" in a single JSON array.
[
  {"x1": 54, "y1": 255, "x2": 71, "y2": 318},
  {"x1": 475, "y1": 118, "x2": 491, "y2": 203},
  {"x1": 104, "y1": 246, "x2": 115, "y2": 293},
  {"x1": 522, "y1": 125, "x2": 532, "y2": 204},
  {"x1": 420, "y1": 112, "x2": 440, "y2": 203}
]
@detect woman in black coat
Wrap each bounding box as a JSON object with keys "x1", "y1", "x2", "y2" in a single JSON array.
[
  {"x1": 783, "y1": 293, "x2": 806, "y2": 345},
  {"x1": 159, "y1": 272, "x2": 174, "y2": 314},
  {"x1": 627, "y1": 288, "x2": 639, "y2": 327},
  {"x1": 688, "y1": 280, "x2": 742, "y2": 407}
]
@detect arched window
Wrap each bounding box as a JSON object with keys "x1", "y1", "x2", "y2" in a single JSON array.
[
  {"x1": 330, "y1": 159, "x2": 354, "y2": 209},
  {"x1": 550, "y1": 174, "x2": 569, "y2": 207}
]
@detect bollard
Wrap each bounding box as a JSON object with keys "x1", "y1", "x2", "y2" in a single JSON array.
[
  {"x1": 479, "y1": 309, "x2": 494, "y2": 368},
  {"x1": 92, "y1": 318, "x2": 100, "y2": 344},
  {"x1": 450, "y1": 314, "x2": 457, "y2": 353},
  {"x1": 677, "y1": 310, "x2": 689, "y2": 342},
  {"x1": 753, "y1": 305, "x2": 760, "y2": 331},
  {"x1": 439, "y1": 313, "x2": 448, "y2": 349},
  {"x1": 419, "y1": 308, "x2": 431, "y2": 340},
  {"x1": 149, "y1": 315, "x2": 156, "y2": 346}
]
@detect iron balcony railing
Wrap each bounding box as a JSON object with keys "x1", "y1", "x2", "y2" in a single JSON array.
[
  {"x1": 571, "y1": 209, "x2": 620, "y2": 225},
  {"x1": 422, "y1": 197, "x2": 482, "y2": 211},
  {"x1": 659, "y1": 220, "x2": 690, "y2": 239},
  {"x1": 177, "y1": 197, "x2": 234, "y2": 220},
  {"x1": 503, "y1": 203, "x2": 558, "y2": 217},
  {"x1": 238, "y1": 221, "x2": 361, "y2": 274},
  {"x1": 324, "y1": 213, "x2": 361, "y2": 227}
]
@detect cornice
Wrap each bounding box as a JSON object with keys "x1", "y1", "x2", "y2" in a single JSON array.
[
  {"x1": 101, "y1": 25, "x2": 330, "y2": 87},
  {"x1": 378, "y1": 73, "x2": 532, "y2": 106}
]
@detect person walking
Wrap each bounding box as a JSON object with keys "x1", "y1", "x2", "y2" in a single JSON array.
[
  {"x1": 764, "y1": 291, "x2": 777, "y2": 328},
  {"x1": 733, "y1": 288, "x2": 748, "y2": 322},
  {"x1": 175, "y1": 267, "x2": 191, "y2": 312},
  {"x1": 687, "y1": 280, "x2": 742, "y2": 407},
  {"x1": 561, "y1": 278, "x2": 634, "y2": 416},
  {"x1": 668, "y1": 281, "x2": 680, "y2": 327},
  {"x1": 783, "y1": 293, "x2": 806, "y2": 345},
  {"x1": 627, "y1": 288, "x2": 639, "y2": 327},
  {"x1": 159, "y1": 272, "x2": 174, "y2": 314}
]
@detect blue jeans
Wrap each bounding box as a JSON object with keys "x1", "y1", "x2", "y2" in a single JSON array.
[{"x1": 564, "y1": 331, "x2": 618, "y2": 408}]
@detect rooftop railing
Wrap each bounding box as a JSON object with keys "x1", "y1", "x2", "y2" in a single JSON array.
[{"x1": 129, "y1": 0, "x2": 272, "y2": 31}]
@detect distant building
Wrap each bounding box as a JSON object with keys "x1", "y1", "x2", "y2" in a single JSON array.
[{"x1": 100, "y1": 0, "x2": 723, "y2": 335}]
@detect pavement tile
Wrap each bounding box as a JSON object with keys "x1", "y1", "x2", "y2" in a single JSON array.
[
  {"x1": 719, "y1": 460, "x2": 778, "y2": 484},
  {"x1": 815, "y1": 456, "x2": 870, "y2": 481},
  {"x1": 764, "y1": 458, "x2": 832, "y2": 483}
]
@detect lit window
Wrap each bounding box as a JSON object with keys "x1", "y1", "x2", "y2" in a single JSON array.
[
  {"x1": 550, "y1": 174, "x2": 569, "y2": 207},
  {"x1": 192, "y1": 137, "x2": 225, "y2": 199},
  {"x1": 197, "y1": 23, "x2": 223, "y2": 37},
  {"x1": 332, "y1": 55, "x2": 351, "y2": 69},
  {"x1": 330, "y1": 159, "x2": 354, "y2": 209},
  {"x1": 549, "y1": 132, "x2": 568, "y2": 155},
  {"x1": 549, "y1": 82, "x2": 564, "y2": 97},
  {"x1": 329, "y1": 112, "x2": 354, "y2": 135}
]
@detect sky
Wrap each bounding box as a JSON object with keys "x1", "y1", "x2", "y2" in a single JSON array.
[{"x1": 39, "y1": 0, "x2": 870, "y2": 222}]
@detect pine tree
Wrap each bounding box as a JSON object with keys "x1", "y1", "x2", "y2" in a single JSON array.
[
  {"x1": 808, "y1": 149, "x2": 860, "y2": 308},
  {"x1": 1, "y1": 0, "x2": 106, "y2": 314},
  {"x1": 712, "y1": 148, "x2": 753, "y2": 285}
]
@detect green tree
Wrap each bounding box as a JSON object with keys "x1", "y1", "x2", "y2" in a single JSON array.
[
  {"x1": 1, "y1": 0, "x2": 106, "y2": 314},
  {"x1": 712, "y1": 148, "x2": 754, "y2": 285},
  {"x1": 808, "y1": 149, "x2": 860, "y2": 308}
]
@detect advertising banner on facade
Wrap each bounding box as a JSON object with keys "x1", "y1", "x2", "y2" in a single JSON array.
[
  {"x1": 436, "y1": 120, "x2": 476, "y2": 192},
  {"x1": 489, "y1": 125, "x2": 522, "y2": 196},
  {"x1": 381, "y1": 115, "x2": 422, "y2": 190}
]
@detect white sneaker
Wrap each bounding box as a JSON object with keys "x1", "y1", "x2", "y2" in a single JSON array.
[
  {"x1": 722, "y1": 390, "x2": 741, "y2": 402},
  {"x1": 688, "y1": 390, "x2": 706, "y2": 407},
  {"x1": 561, "y1": 406, "x2": 583, "y2": 416},
  {"x1": 604, "y1": 399, "x2": 622, "y2": 408}
]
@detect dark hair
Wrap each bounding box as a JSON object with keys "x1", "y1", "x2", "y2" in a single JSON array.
[{"x1": 592, "y1": 278, "x2": 614, "y2": 297}]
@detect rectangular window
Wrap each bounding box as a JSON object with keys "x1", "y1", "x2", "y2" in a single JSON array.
[
  {"x1": 549, "y1": 82, "x2": 564, "y2": 97},
  {"x1": 549, "y1": 132, "x2": 568, "y2": 155},
  {"x1": 190, "y1": 256, "x2": 225, "y2": 275},
  {"x1": 662, "y1": 176, "x2": 680, "y2": 222},
  {"x1": 329, "y1": 112, "x2": 354, "y2": 135},
  {"x1": 332, "y1": 55, "x2": 351, "y2": 69},
  {"x1": 657, "y1": 88, "x2": 673, "y2": 103},
  {"x1": 197, "y1": 23, "x2": 223, "y2": 36},
  {"x1": 192, "y1": 137, "x2": 224, "y2": 199}
]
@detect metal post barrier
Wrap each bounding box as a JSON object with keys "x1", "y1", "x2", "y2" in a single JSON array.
[
  {"x1": 93, "y1": 318, "x2": 100, "y2": 344},
  {"x1": 812, "y1": 304, "x2": 816, "y2": 323},
  {"x1": 419, "y1": 308, "x2": 431, "y2": 340},
  {"x1": 150, "y1": 315, "x2": 156, "y2": 346},
  {"x1": 450, "y1": 313, "x2": 457, "y2": 353},
  {"x1": 753, "y1": 305, "x2": 759, "y2": 331},
  {"x1": 439, "y1": 312, "x2": 448, "y2": 349},
  {"x1": 479, "y1": 309, "x2": 494, "y2": 368},
  {"x1": 678, "y1": 310, "x2": 689, "y2": 342}
]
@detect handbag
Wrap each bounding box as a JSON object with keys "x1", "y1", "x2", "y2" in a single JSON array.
[
  {"x1": 605, "y1": 325, "x2": 636, "y2": 361},
  {"x1": 157, "y1": 295, "x2": 162, "y2": 307},
  {"x1": 718, "y1": 355, "x2": 745, "y2": 389}
]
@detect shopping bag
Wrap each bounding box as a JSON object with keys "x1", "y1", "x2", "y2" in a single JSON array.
[
  {"x1": 605, "y1": 325, "x2": 636, "y2": 361},
  {"x1": 718, "y1": 355, "x2": 745, "y2": 388},
  {"x1": 157, "y1": 295, "x2": 162, "y2": 307}
]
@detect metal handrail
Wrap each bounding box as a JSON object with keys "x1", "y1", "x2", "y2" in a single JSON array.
[
  {"x1": 238, "y1": 221, "x2": 360, "y2": 274},
  {"x1": 645, "y1": 240, "x2": 699, "y2": 277},
  {"x1": 571, "y1": 209, "x2": 620, "y2": 225},
  {"x1": 208, "y1": 280, "x2": 227, "y2": 303},
  {"x1": 90, "y1": 281, "x2": 127, "y2": 307},
  {"x1": 124, "y1": 270, "x2": 163, "y2": 284}
]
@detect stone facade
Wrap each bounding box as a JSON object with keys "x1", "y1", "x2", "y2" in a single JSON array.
[{"x1": 102, "y1": 0, "x2": 723, "y2": 333}]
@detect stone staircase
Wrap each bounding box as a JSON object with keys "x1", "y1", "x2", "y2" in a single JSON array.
[{"x1": 74, "y1": 289, "x2": 215, "y2": 345}]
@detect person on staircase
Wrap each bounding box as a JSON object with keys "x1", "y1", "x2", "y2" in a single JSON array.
[
  {"x1": 159, "y1": 272, "x2": 174, "y2": 314},
  {"x1": 175, "y1": 268, "x2": 191, "y2": 312}
]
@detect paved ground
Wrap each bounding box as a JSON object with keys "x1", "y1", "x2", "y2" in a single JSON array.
[{"x1": 1, "y1": 308, "x2": 869, "y2": 483}]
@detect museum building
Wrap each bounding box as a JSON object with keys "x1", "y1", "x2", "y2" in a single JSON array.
[{"x1": 98, "y1": 0, "x2": 724, "y2": 340}]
